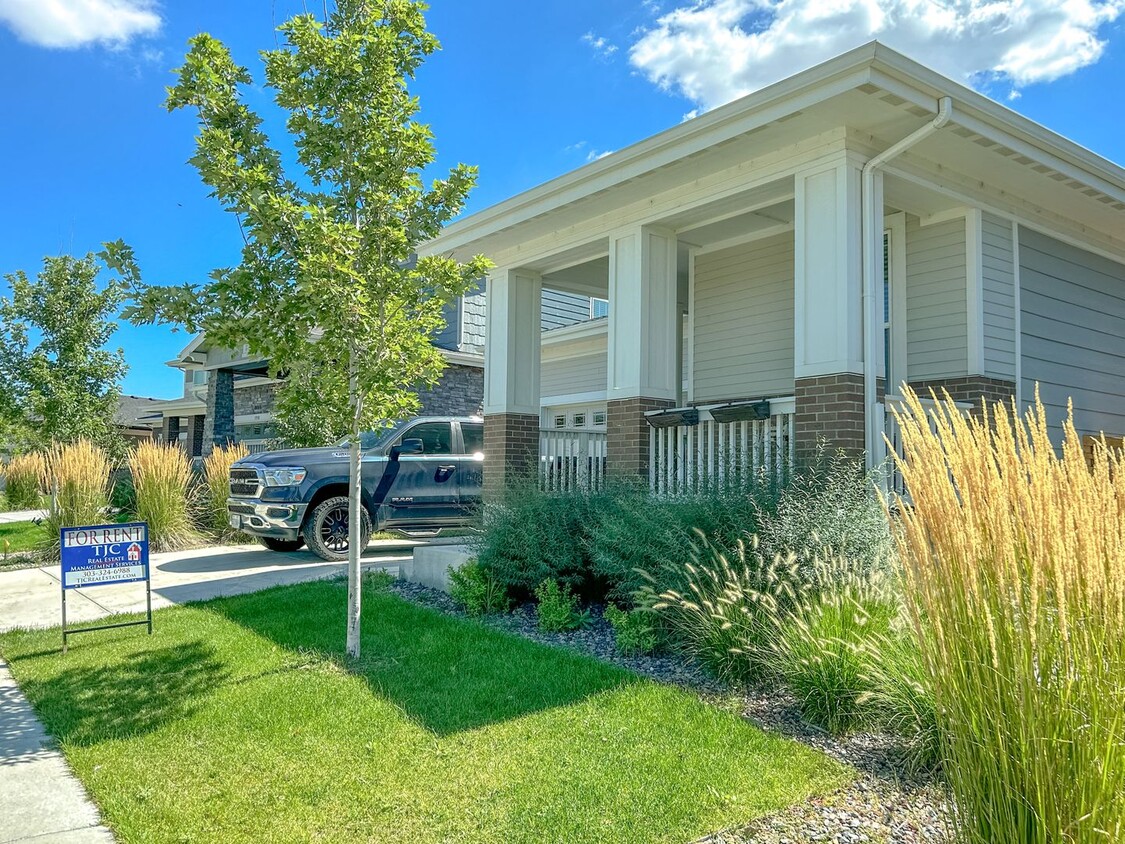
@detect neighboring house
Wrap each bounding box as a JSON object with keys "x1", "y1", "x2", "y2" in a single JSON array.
[
  {"x1": 115, "y1": 395, "x2": 165, "y2": 444},
  {"x1": 420, "y1": 42, "x2": 1125, "y2": 496},
  {"x1": 153, "y1": 287, "x2": 599, "y2": 455}
]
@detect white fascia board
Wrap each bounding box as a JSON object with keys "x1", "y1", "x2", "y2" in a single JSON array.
[
  {"x1": 541, "y1": 318, "x2": 608, "y2": 345},
  {"x1": 438, "y1": 348, "x2": 485, "y2": 368}
]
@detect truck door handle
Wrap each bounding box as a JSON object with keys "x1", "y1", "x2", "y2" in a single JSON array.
[{"x1": 436, "y1": 464, "x2": 457, "y2": 480}]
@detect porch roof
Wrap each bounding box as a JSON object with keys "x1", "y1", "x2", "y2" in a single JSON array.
[{"x1": 422, "y1": 41, "x2": 1125, "y2": 265}]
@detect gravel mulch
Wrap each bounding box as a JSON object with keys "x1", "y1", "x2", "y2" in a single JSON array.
[{"x1": 389, "y1": 579, "x2": 950, "y2": 843}]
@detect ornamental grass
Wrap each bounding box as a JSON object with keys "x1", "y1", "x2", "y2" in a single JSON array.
[
  {"x1": 201, "y1": 442, "x2": 248, "y2": 538},
  {"x1": 130, "y1": 440, "x2": 199, "y2": 552},
  {"x1": 890, "y1": 387, "x2": 1125, "y2": 843},
  {"x1": 38, "y1": 440, "x2": 111, "y2": 559},
  {"x1": 2, "y1": 452, "x2": 45, "y2": 510}
]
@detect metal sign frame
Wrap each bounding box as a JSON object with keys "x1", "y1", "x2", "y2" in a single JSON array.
[{"x1": 59, "y1": 522, "x2": 153, "y2": 654}]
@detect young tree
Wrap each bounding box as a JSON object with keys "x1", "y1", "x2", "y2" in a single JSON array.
[
  {"x1": 127, "y1": 0, "x2": 490, "y2": 657},
  {"x1": 0, "y1": 252, "x2": 131, "y2": 456}
]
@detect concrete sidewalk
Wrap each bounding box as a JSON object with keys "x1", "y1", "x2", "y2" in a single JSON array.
[
  {"x1": 0, "y1": 510, "x2": 47, "y2": 525},
  {"x1": 0, "y1": 539, "x2": 434, "y2": 842}
]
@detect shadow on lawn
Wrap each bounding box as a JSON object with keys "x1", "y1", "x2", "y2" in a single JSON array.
[
  {"x1": 207, "y1": 580, "x2": 638, "y2": 736},
  {"x1": 23, "y1": 640, "x2": 228, "y2": 747}
]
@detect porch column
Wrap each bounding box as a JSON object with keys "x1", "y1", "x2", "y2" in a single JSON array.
[
  {"x1": 162, "y1": 415, "x2": 180, "y2": 446},
  {"x1": 793, "y1": 158, "x2": 866, "y2": 462},
  {"x1": 607, "y1": 225, "x2": 679, "y2": 479},
  {"x1": 185, "y1": 414, "x2": 206, "y2": 458},
  {"x1": 203, "y1": 368, "x2": 235, "y2": 456},
  {"x1": 483, "y1": 267, "x2": 542, "y2": 498}
]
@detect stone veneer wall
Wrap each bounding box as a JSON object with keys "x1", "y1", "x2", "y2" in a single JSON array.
[
  {"x1": 483, "y1": 412, "x2": 539, "y2": 499},
  {"x1": 203, "y1": 369, "x2": 235, "y2": 455},
  {"x1": 794, "y1": 374, "x2": 865, "y2": 462},
  {"x1": 162, "y1": 416, "x2": 180, "y2": 445},
  {"x1": 416, "y1": 363, "x2": 484, "y2": 417},
  {"x1": 607, "y1": 397, "x2": 675, "y2": 479},
  {"x1": 185, "y1": 414, "x2": 206, "y2": 457},
  {"x1": 233, "y1": 382, "x2": 279, "y2": 417}
]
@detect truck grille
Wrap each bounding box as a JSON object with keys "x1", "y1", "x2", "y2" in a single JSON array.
[{"x1": 229, "y1": 467, "x2": 261, "y2": 498}]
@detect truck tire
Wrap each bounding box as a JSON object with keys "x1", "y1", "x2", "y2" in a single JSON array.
[
  {"x1": 261, "y1": 537, "x2": 305, "y2": 552},
  {"x1": 302, "y1": 495, "x2": 372, "y2": 562}
]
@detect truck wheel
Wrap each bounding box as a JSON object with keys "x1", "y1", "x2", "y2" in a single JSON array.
[
  {"x1": 302, "y1": 496, "x2": 372, "y2": 562},
  {"x1": 261, "y1": 537, "x2": 305, "y2": 552}
]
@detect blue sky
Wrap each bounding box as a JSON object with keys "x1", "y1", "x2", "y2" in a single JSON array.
[{"x1": 1, "y1": 0, "x2": 1123, "y2": 399}]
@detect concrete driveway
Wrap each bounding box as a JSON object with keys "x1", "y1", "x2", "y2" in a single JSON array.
[{"x1": 0, "y1": 540, "x2": 427, "y2": 634}]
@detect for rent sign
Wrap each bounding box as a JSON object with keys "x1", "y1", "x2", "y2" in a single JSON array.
[
  {"x1": 61, "y1": 523, "x2": 149, "y2": 589},
  {"x1": 59, "y1": 522, "x2": 153, "y2": 652}
]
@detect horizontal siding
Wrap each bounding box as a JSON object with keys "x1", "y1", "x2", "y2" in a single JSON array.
[
  {"x1": 1020, "y1": 227, "x2": 1125, "y2": 440},
  {"x1": 541, "y1": 351, "x2": 607, "y2": 397},
  {"x1": 981, "y1": 212, "x2": 1016, "y2": 380},
  {"x1": 693, "y1": 233, "x2": 794, "y2": 402},
  {"x1": 541, "y1": 290, "x2": 591, "y2": 330},
  {"x1": 906, "y1": 216, "x2": 967, "y2": 380}
]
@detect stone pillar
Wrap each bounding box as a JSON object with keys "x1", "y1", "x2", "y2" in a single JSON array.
[
  {"x1": 203, "y1": 368, "x2": 235, "y2": 455},
  {"x1": 185, "y1": 414, "x2": 206, "y2": 457},
  {"x1": 483, "y1": 268, "x2": 542, "y2": 498},
  {"x1": 162, "y1": 415, "x2": 181, "y2": 446},
  {"x1": 793, "y1": 157, "x2": 866, "y2": 463},
  {"x1": 606, "y1": 225, "x2": 679, "y2": 479}
]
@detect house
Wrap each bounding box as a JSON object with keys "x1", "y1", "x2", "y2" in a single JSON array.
[
  {"x1": 420, "y1": 42, "x2": 1125, "y2": 496},
  {"x1": 152, "y1": 287, "x2": 602, "y2": 455}
]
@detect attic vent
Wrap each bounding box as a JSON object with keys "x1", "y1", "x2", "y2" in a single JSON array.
[
  {"x1": 1032, "y1": 164, "x2": 1052, "y2": 174},
  {"x1": 953, "y1": 126, "x2": 975, "y2": 138},
  {"x1": 995, "y1": 146, "x2": 1017, "y2": 157},
  {"x1": 1114, "y1": 203, "x2": 1125, "y2": 211},
  {"x1": 906, "y1": 105, "x2": 930, "y2": 118},
  {"x1": 857, "y1": 83, "x2": 880, "y2": 95},
  {"x1": 973, "y1": 136, "x2": 997, "y2": 148},
  {"x1": 1082, "y1": 187, "x2": 1102, "y2": 197},
  {"x1": 1097, "y1": 195, "x2": 1117, "y2": 205},
  {"x1": 879, "y1": 93, "x2": 907, "y2": 107}
]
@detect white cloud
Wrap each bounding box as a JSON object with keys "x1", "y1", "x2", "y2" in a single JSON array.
[
  {"x1": 582, "y1": 31, "x2": 619, "y2": 59},
  {"x1": 586, "y1": 149, "x2": 614, "y2": 162},
  {"x1": 0, "y1": 0, "x2": 161, "y2": 49},
  {"x1": 630, "y1": 0, "x2": 1125, "y2": 111}
]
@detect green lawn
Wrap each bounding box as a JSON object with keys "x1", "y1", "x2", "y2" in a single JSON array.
[
  {"x1": 0, "y1": 519, "x2": 45, "y2": 553},
  {"x1": 0, "y1": 580, "x2": 850, "y2": 843}
]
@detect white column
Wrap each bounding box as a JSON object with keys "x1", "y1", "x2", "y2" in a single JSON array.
[
  {"x1": 607, "y1": 225, "x2": 679, "y2": 402},
  {"x1": 484, "y1": 267, "x2": 541, "y2": 415},
  {"x1": 794, "y1": 158, "x2": 864, "y2": 378}
]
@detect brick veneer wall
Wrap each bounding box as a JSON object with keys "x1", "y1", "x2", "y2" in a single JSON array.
[
  {"x1": 794, "y1": 374, "x2": 865, "y2": 462},
  {"x1": 416, "y1": 363, "x2": 484, "y2": 417},
  {"x1": 608, "y1": 397, "x2": 675, "y2": 479},
  {"x1": 906, "y1": 376, "x2": 1017, "y2": 415},
  {"x1": 483, "y1": 412, "x2": 540, "y2": 499}
]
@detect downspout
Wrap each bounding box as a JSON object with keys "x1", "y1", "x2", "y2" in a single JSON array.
[{"x1": 861, "y1": 95, "x2": 953, "y2": 469}]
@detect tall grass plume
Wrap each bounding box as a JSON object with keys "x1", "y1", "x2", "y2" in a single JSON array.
[
  {"x1": 2, "y1": 452, "x2": 45, "y2": 510},
  {"x1": 891, "y1": 386, "x2": 1125, "y2": 842},
  {"x1": 201, "y1": 442, "x2": 248, "y2": 538},
  {"x1": 130, "y1": 441, "x2": 199, "y2": 552},
  {"x1": 39, "y1": 440, "x2": 111, "y2": 559}
]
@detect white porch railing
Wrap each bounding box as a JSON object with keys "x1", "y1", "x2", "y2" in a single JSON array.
[
  {"x1": 880, "y1": 395, "x2": 972, "y2": 497},
  {"x1": 539, "y1": 429, "x2": 608, "y2": 492},
  {"x1": 240, "y1": 439, "x2": 270, "y2": 454},
  {"x1": 647, "y1": 398, "x2": 796, "y2": 495}
]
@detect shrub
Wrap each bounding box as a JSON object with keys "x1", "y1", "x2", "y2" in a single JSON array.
[
  {"x1": 200, "y1": 443, "x2": 249, "y2": 537},
  {"x1": 604, "y1": 604, "x2": 661, "y2": 656},
  {"x1": 109, "y1": 469, "x2": 136, "y2": 513},
  {"x1": 39, "y1": 440, "x2": 111, "y2": 558},
  {"x1": 534, "y1": 579, "x2": 589, "y2": 632},
  {"x1": 474, "y1": 480, "x2": 605, "y2": 600},
  {"x1": 589, "y1": 477, "x2": 780, "y2": 605},
  {"x1": 861, "y1": 627, "x2": 940, "y2": 772},
  {"x1": 757, "y1": 446, "x2": 893, "y2": 573},
  {"x1": 449, "y1": 559, "x2": 511, "y2": 617},
  {"x1": 891, "y1": 387, "x2": 1125, "y2": 842},
  {"x1": 130, "y1": 441, "x2": 199, "y2": 552},
  {"x1": 768, "y1": 558, "x2": 895, "y2": 734},
  {"x1": 2, "y1": 452, "x2": 44, "y2": 510}
]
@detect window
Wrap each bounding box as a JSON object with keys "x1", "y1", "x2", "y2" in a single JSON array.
[
  {"x1": 397, "y1": 422, "x2": 452, "y2": 455},
  {"x1": 593, "y1": 411, "x2": 606, "y2": 426},
  {"x1": 572, "y1": 412, "x2": 587, "y2": 428},
  {"x1": 461, "y1": 422, "x2": 484, "y2": 455},
  {"x1": 191, "y1": 369, "x2": 208, "y2": 386},
  {"x1": 590, "y1": 298, "x2": 609, "y2": 318},
  {"x1": 554, "y1": 414, "x2": 566, "y2": 429}
]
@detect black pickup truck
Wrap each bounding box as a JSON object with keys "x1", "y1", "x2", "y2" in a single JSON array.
[{"x1": 227, "y1": 416, "x2": 484, "y2": 560}]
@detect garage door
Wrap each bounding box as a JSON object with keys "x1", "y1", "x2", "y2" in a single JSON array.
[{"x1": 1020, "y1": 227, "x2": 1125, "y2": 441}]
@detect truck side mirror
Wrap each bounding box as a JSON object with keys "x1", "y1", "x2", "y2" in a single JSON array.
[{"x1": 391, "y1": 438, "x2": 424, "y2": 459}]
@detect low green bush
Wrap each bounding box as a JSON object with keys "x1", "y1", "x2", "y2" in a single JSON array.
[
  {"x1": 604, "y1": 604, "x2": 661, "y2": 656},
  {"x1": 861, "y1": 627, "x2": 941, "y2": 771},
  {"x1": 449, "y1": 559, "x2": 511, "y2": 617},
  {"x1": 534, "y1": 579, "x2": 589, "y2": 632}
]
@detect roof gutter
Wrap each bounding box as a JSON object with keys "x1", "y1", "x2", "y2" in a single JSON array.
[{"x1": 861, "y1": 95, "x2": 953, "y2": 469}]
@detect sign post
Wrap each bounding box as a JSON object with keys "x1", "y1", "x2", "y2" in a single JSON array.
[{"x1": 60, "y1": 522, "x2": 152, "y2": 653}]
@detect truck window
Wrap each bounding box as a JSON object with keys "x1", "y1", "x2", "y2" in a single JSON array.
[
  {"x1": 462, "y1": 422, "x2": 484, "y2": 456},
  {"x1": 398, "y1": 422, "x2": 452, "y2": 455}
]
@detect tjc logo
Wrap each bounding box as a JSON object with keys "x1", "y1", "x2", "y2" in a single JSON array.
[{"x1": 127, "y1": 543, "x2": 142, "y2": 562}]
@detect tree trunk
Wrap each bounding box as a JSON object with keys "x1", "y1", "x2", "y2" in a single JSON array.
[{"x1": 345, "y1": 347, "x2": 363, "y2": 658}]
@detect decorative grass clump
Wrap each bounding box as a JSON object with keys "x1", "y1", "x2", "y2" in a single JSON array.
[
  {"x1": 2, "y1": 452, "x2": 45, "y2": 510},
  {"x1": 200, "y1": 442, "x2": 249, "y2": 538},
  {"x1": 891, "y1": 387, "x2": 1125, "y2": 842},
  {"x1": 130, "y1": 441, "x2": 199, "y2": 552},
  {"x1": 38, "y1": 440, "x2": 111, "y2": 559}
]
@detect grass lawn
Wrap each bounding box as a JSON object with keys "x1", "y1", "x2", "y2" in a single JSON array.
[
  {"x1": 0, "y1": 580, "x2": 850, "y2": 843},
  {"x1": 0, "y1": 519, "x2": 46, "y2": 562}
]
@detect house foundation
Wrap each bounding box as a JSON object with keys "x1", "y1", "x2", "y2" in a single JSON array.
[
  {"x1": 794, "y1": 374, "x2": 866, "y2": 463},
  {"x1": 483, "y1": 412, "x2": 540, "y2": 498},
  {"x1": 607, "y1": 397, "x2": 674, "y2": 480}
]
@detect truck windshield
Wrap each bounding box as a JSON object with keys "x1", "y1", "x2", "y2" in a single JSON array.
[{"x1": 333, "y1": 425, "x2": 397, "y2": 452}]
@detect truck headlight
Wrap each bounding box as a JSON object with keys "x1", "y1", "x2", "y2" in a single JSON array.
[{"x1": 262, "y1": 467, "x2": 307, "y2": 487}]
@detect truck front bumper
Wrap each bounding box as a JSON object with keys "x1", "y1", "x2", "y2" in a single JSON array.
[{"x1": 226, "y1": 499, "x2": 309, "y2": 542}]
